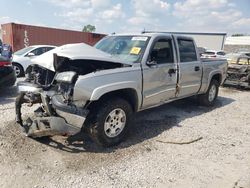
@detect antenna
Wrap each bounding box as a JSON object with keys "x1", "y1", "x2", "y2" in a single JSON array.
[{"x1": 141, "y1": 28, "x2": 146, "y2": 34}]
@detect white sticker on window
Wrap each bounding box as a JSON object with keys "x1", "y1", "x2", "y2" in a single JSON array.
[{"x1": 131, "y1": 37, "x2": 148, "y2": 41}]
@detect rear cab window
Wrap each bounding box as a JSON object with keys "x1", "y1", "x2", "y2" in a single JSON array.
[{"x1": 177, "y1": 39, "x2": 197, "y2": 62}]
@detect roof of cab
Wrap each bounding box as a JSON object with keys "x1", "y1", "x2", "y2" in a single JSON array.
[
  {"x1": 110, "y1": 32, "x2": 171, "y2": 37},
  {"x1": 109, "y1": 32, "x2": 195, "y2": 40},
  {"x1": 29, "y1": 45, "x2": 57, "y2": 48}
]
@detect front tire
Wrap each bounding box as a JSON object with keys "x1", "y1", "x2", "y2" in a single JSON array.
[
  {"x1": 86, "y1": 98, "x2": 133, "y2": 147},
  {"x1": 12, "y1": 63, "x2": 24, "y2": 77},
  {"x1": 198, "y1": 79, "x2": 219, "y2": 106}
]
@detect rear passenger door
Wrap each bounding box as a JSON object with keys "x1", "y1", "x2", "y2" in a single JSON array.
[{"x1": 176, "y1": 38, "x2": 202, "y2": 97}]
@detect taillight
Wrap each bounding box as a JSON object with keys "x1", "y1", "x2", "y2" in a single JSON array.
[{"x1": 0, "y1": 61, "x2": 11, "y2": 67}]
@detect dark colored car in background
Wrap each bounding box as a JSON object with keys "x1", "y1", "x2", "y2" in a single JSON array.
[{"x1": 0, "y1": 56, "x2": 16, "y2": 87}]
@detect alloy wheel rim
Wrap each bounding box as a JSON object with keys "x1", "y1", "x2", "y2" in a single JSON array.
[
  {"x1": 104, "y1": 108, "x2": 126, "y2": 138},
  {"x1": 14, "y1": 65, "x2": 21, "y2": 76},
  {"x1": 208, "y1": 85, "x2": 216, "y2": 102}
]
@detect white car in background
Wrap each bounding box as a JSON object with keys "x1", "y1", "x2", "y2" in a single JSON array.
[
  {"x1": 12, "y1": 45, "x2": 56, "y2": 77},
  {"x1": 201, "y1": 50, "x2": 226, "y2": 59}
]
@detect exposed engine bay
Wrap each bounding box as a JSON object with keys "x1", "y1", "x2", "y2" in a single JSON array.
[{"x1": 25, "y1": 54, "x2": 126, "y2": 87}]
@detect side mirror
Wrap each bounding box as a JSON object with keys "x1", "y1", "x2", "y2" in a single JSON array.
[
  {"x1": 147, "y1": 51, "x2": 158, "y2": 66},
  {"x1": 27, "y1": 52, "x2": 35, "y2": 57}
]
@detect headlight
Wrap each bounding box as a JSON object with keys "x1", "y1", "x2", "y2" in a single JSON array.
[{"x1": 55, "y1": 71, "x2": 77, "y2": 83}]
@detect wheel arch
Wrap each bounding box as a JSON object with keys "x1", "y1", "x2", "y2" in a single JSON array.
[
  {"x1": 12, "y1": 62, "x2": 25, "y2": 76},
  {"x1": 204, "y1": 71, "x2": 222, "y2": 93},
  {"x1": 12, "y1": 62, "x2": 24, "y2": 70},
  {"x1": 90, "y1": 88, "x2": 139, "y2": 112},
  {"x1": 211, "y1": 73, "x2": 222, "y2": 85}
]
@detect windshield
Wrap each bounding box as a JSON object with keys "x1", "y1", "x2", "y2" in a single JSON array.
[
  {"x1": 95, "y1": 36, "x2": 149, "y2": 63},
  {"x1": 14, "y1": 46, "x2": 35, "y2": 56}
]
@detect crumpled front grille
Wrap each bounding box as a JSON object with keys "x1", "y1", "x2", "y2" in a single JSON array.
[{"x1": 26, "y1": 65, "x2": 55, "y2": 87}]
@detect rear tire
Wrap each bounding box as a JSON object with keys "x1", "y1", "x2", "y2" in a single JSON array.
[
  {"x1": 12, "y1": 63, "x2": 24, "y2": 77},
  {"x1": 198, "y1": 79, "x2": 219, "y2": 106},
  {"x1": 86, "y1": 98, "x2": 133, "y2": 147}
]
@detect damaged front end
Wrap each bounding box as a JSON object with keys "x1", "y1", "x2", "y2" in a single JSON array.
[
  {"x1": 224, "y1": 63, "x2": 250, "y2": 88},
  {"x1": 15, "y1": 65, "x2": 89, "y2": 138},
  {"x1": 15, "y1": 42, "x2": 132, "y2": 138}
]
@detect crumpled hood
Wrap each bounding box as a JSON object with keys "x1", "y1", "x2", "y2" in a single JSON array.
[{"x1": 31, "y1": 43, "x2": 131, "y2": 71}]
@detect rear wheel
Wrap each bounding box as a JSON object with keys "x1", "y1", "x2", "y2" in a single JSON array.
[
  {"x1": 86, "y1": 98, "x2": 133, "y2": 147},
  {"x1": 12, "y1": 63, "x2": 24, "y2": 77},
  {"x1": 198, "y1": 79, "x2": 219, "y2": 106}
]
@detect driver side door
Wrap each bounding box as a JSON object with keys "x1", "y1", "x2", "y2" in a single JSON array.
[{"x1": 142, "y1": 37, "x2": 177, "y2": 109}]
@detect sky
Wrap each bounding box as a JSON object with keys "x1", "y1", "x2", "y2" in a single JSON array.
[{"x1": 0, "y1": 0, "x2": 250, "y2": 35}]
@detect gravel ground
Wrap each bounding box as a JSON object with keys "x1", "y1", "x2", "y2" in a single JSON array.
[{"x1": 0, "y1": 78, "x2": 249, "y2": 188}]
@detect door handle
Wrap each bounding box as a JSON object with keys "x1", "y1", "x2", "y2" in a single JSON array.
[{"x1": 194, "y1": 66, "x2": 200, "y2": 71}]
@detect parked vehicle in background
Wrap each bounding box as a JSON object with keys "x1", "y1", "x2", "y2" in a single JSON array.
[
  {"x1": 16, "y1": 33, "x2": 227, "y2": 147},
  {"x1": 0, "y1": 39, "x2": 2, "y2": 53},
  {"x1": 225, "y1": 51, "x2": 250, "y2": 63},
  {"x1": 201, "y1": 50, "x2": 226, "y2": 58},
  {"x1": 12, "y1": 45, "x2": 56, "y2": 77},
  {"x1": 224, "y1": 51, "x2": 250, "y2": 88},
  {"x1": 0, "y1": 56, "x2": 16, "y2": 87},
  {"x1": 1, "y1": 44, "x2": 12, "y2": 60},
  {"x1": 197, "y1": 47, "x2": 206, "y2": 56}
]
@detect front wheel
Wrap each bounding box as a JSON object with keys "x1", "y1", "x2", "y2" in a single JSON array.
[
  {"x1": 86, "y1": 98, "x2": 133, "y2": 147},
  {"x1": 198, "y1": 79, "x2": 219, "y2": 106}
]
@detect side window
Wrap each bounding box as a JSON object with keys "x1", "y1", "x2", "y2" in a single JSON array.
[
  {"x1": 150, "y1": 39, "x2": 174, "y2": 64},
  {"x1": 31, "y1": 47, "x2": 48, "y2": 56},
  {"x1": 178, "y1": 39, "x2": 197, "y2": 62},
  {"x1": 45, "y1": 47, "x2": 55, "y2": 52},
  {"x1": 217, "y1": 51, "x2": 225, "y2": 56}
]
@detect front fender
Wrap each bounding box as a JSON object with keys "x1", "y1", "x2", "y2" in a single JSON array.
[
  {"x1": 72, "y1": 67, "x2": 142, "y2": 107},
  {"x1": 90, "y1": 81, "x2": 140, "y2": 101}
]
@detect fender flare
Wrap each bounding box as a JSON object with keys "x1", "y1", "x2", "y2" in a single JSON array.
[
  {"x1": 205, "y1": 70, "x2": 222, "y2": 91},
  {"x1": 90, "y1": 81, "x2": 141, "y2": 109}
]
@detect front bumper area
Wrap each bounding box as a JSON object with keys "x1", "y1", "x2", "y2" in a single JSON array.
[
  {"x1": 23, "y1": 116, "x2": 81, "y2": 138},
  {"x1": 15, "y1": 82, "x2": 89, "y2": 138},
  {"x1": 51, "y1": 95, "x2": 89, "y2": 128}
]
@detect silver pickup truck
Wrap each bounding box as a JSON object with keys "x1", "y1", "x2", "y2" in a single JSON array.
[{"x1": 16, "y1": 33, "x2": 227, "y2": 147}]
